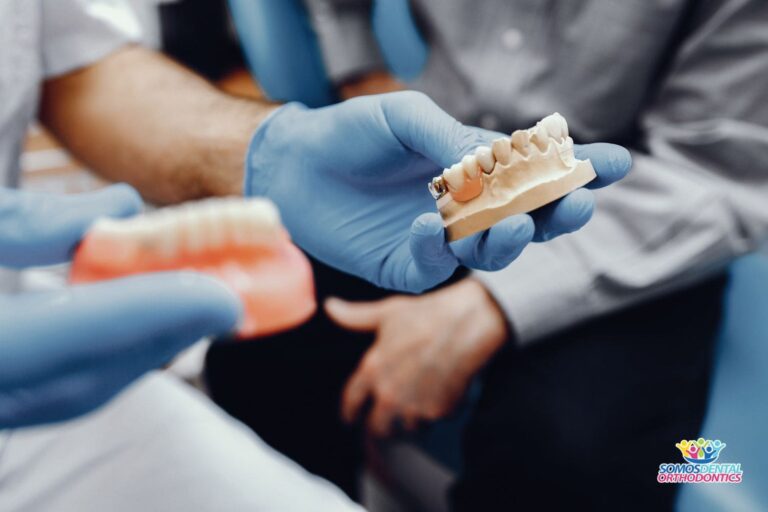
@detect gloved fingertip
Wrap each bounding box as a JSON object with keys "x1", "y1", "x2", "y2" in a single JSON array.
[
  {"x1": 98, "y1": 183, "x2": 143, "y2": 218},
  {"x1": 575, "y1": 143, "x2": 633, "y2": 188},
  {"x1": 408, "y1": 213, "x2": 458, "y2": 289},
  {"x1": 410, "y1": 212, "x2": 446, "y2": 238}
]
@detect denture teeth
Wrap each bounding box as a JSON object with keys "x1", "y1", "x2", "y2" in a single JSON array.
[
  {"x1": 475, "y1": 146, "x2": 495, "y2": 173},
  {"x1": 541, "y1": 113, "x2": 567, "y2": 142},
  {"x1": 444, "y1": 163, "x2": 466, "y2": 191},
  {"x1": 154, "y1": 213, "x2": 180, "y2": 259},
  {"x1": 461, "y1": 154, "x2": 481, "y2": 179},
  {"x1": 531, "y1": 124, "x2": 550, "y2": 151},
  {"x1": 245, "y1": 199, "x2": 281, "y2": 241},
  {"x1": 510, "y1": 131, "x2": 530, "y2": 156},
  {"x1": 183, "y1": 207, "x2": 205, "y2": 254},
  {"x1": 492, "y1": 138, "x2": 513, "y2": 165}
]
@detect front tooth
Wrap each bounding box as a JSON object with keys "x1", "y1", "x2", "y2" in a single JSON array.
[
  {"x1": 461, "y1": 155, "x2": 480, "y2": 178},
  {"x1": 443, "y1": 163, "x2": 466, "y2": 191},
  {"x1": 475, "y1": 146, "x2": 495, "y2": 173},
  {"x1": 246, "y1": 199, "x2": 280, "y2": 241},
  {"x1": 183, "y1": 207, "x2": 205, "y2": 253},
  {"x1": 154, "y1": 212, "x2": 180, "y2": 258},
  {"x1": 510, "y1": 131, "x2": 529, "y2": 155},
  {"x1": 492, "y1": 138, "x2": 512, "y2": 165},
  {"x1": 202, "y1": 203, "x2": 226, "y2": 249},
  {"x1": 541, "y1": 113, "x2": 566, "y2": 141}
]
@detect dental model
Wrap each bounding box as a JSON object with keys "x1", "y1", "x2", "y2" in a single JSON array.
[
  {"x1": 428, "y1": 113, "x2": 596, "y2": 241},
  {"x1": 70, "y1": 197, "x2": 316, "y2": 338}
]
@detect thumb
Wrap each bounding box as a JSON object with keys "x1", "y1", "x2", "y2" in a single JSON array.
[
  {"x1": 404, "y1": 213, "x2": 458, "y2": 292},
  {"x1": 324, "y1": 297, "x2": 386, "y2": 332},
  {"x1": 380, "y1": 91, "x2": 488, "y2": 169},
  {"x1": 0, "y1": 272, "x2": 242, "y2": 386}
]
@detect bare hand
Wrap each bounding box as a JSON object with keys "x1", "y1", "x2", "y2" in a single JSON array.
[{"x1": 325, "y1": 278, "x2": 508, "y2": 437}]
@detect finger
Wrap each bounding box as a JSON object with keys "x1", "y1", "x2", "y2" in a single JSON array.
[
  {"x1": 402, "y1": 213, "x2": 459, "y2": 292},
  {"x1": 0, "y1": 358, "x2": 139, "y2": 429},
  {"x1": 530, "y1": 188, "x2": 595, "y2": 242},
  {"x1": 574, "y1": 143, "x2": 632, "y2": 189},
  {"x1": 367, "y1": 398, "x2": 397, "y2": 438},
  {"x1": 450, "y1": 214, "x2": 535, "y2": 271},
  {"x1": 380, "y1": 91, "x2": 489, "y2": 168},
  {"x1": 324, "y1": 297, "x2": 386, "y2": 332},
  {"x1": 0, "y1": 184, "x2": 143, "y2": 268},
  {"x1": 0, "y1": 272, "x2": 242, "y2": 387},
  {"x1": 341, "y1": 370, "x2": 372, "y2": 424}
]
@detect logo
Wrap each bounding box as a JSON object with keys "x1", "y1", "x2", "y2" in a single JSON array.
[
  {"x1": 657, "y1": 438, "x2": 743, "y2": 484},
  {"x1": 676, "y1": 438, "x2": 726, "y2": 464}
]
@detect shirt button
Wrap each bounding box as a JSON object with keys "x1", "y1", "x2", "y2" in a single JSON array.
[
  {"x1": 501, "y1": 28, "x2": 524, "y2": 51},
  {"x1": 480, "y1": 114, "x2": 499, "y2": 130}
]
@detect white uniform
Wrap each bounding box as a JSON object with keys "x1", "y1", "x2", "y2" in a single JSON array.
[{"x1": 0, "y1": 1, "x2": 363, "y2": 510}]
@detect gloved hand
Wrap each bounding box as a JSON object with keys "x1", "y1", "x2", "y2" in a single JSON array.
[
  {"x1": 0, "y1": 274, "x2": 241, "y2": 428},
  {"x1": 0, "y1": 184, "x2": 142, "y2": 267},
  {"x1": 245, "y1": 91, "x2": 632, "y2": 293},
  {"x1": 0, "y1": 185, "x2": 242, "y2": 429}
]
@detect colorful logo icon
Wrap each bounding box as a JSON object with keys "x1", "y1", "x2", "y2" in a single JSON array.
[
  {"x1": 675, "y1": 438, "x2": 726, "y2": 465},
  {"x1": 658, "y1": 438, "x2": 742, "y2": 484}
]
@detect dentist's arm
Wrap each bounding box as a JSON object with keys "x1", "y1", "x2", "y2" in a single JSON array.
[{"x1": 40, "y1": 47, "x2": 631, "y2": 293}]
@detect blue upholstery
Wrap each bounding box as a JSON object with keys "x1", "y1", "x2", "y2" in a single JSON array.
[
  {"x1": 228, "y1": 0, "x2": 336, "y2": 107},
  {"x1": 228, "y1": 0, "x2": 428, "y2": 107},
  {"x1": 677, "y1": 253, "x2": 768, "y2": 511}
]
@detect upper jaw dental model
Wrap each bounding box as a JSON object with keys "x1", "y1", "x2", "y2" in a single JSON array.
[
  {"x1": 429, "y1": 113, "x2": 597, "y2": 241},
  {"x1": 70, "y1": 197, "x2": 316, "y2": 339}
]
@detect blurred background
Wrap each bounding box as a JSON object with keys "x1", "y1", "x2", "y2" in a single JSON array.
[{"x1": 21, "y1": 1, "x2": 767, "y2": 511}]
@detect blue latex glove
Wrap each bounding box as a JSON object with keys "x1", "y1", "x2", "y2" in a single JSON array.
[
  {"x1": 0, "y1": 184, "x2": 142, "y2": 267},
  {"x1": 245, "y1": 92, "x2": 632, "y2": 292},
  {"x1": 0, "y1": 185, "x2": 242, "y2": 429}
]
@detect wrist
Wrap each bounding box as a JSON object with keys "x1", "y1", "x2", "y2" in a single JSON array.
[
  {"x1": 243, "y1": 102, "x2": 304, "y2": 197},
  {"x1": 449, "y1": 278, "x2": 510, "y2": 355}
]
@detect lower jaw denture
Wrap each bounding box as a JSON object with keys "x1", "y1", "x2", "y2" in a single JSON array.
[
  {"x1": 429, "y1": 113, "x2": 597, "y2": 241},
  {"x1": 70, "y1": 197, "x2": 316, "y2": 339}
]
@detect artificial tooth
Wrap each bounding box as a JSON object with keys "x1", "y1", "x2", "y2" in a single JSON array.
[
  {"x1": 154, "y1": 212, "x2": 180, "y2": 258},
  {"x1": 475, "y1": 146, "x2": 495, "y2": 173},
  {"x1": 244, "y1": 200, "x2": 280, "y2": 242},
  {"x1": 443, "y1": 163, "x2": 466, "y2": 191},
  {"x1": 511, "y1": 131, "x2": 530, "y2": 155},
  {"x1": 183, "y1": 208, "x2": 205, "y2": 253},
  {"x1": 531, "y1": 124, "x2": 550, "y2": 151},
  {"x1": 492, "y1": 138, "x2": 512, "y2": 165},
  {"x1": 541, "y1": 113, "x2": 566, "y2": 141},
  {"x1": 428, "y1": 176, "x2": 448, "y2": 199},
  {"x1": 201, "y1": 203, "x2": 226, "y2": 249},
  {"x1": 461, "y1": 154, "x2": 480, "y2": 178}
]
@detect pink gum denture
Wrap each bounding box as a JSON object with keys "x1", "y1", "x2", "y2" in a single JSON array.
[{"x1": 70, "y1": 197, "x2": 316, "y2": 339}]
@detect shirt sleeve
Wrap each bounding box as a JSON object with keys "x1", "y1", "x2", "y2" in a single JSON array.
[
  {"x1": 42, "y1": 0, "x2": 142, "y2": 78},
  {"x1": 303, "y1": 0, "x2": 385, "y2": 83},
  {"x1": 474, "y1": 0, "x2": 768, "y2": 344}
]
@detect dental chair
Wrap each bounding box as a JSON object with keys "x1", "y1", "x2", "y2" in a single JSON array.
[
  {"x1": 677, "y1": 253, "x2": 768, "y2": 512},
  {"x1": 226, "y1": 1, "x2": 768, "y2": 510}
]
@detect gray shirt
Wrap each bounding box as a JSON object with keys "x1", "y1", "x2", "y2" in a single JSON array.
[
  {"x1": 0, "y1": 0, "x2": 138, "y2": 292},
  {"x1": 307, "y1": 0, "x2": 768, "y2": 343}
]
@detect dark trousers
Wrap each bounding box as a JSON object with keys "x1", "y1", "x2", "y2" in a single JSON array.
[{"x1": 206, "y1": 259, "x2": 726, "y2": 511}]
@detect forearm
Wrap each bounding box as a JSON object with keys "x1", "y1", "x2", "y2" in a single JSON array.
[{"x1": 40, "y1": 46, "x2": 278, "y2": 205}]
